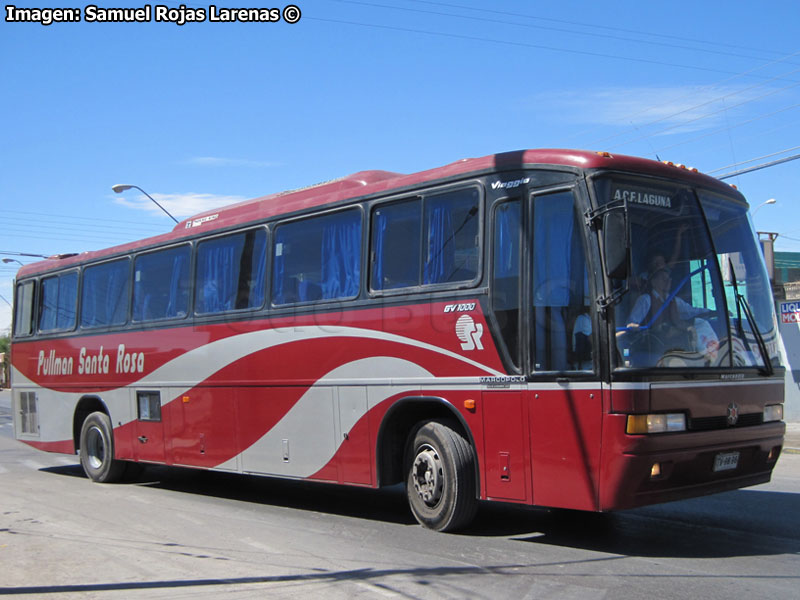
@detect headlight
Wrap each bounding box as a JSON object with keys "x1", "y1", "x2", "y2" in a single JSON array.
[
  {"x1": 626, "y1": 413, "x2": 687, "y2": 434},
  {"x1": 763, "y1": 404, "x2": 783, "y2": 423}
]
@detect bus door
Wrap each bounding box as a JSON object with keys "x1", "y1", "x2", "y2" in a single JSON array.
[
  {"x1": 132, "y1": 388, "x2": 170, "y2": 464},
  {"x1": 527, "y1": 186, "x2": 603, "y2": 511},
  {"x1": 484, "y1": 197, "x2": 530, "y2": 502}
]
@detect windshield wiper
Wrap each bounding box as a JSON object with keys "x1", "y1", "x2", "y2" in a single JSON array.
[{"x1": 728, "y1": 258, "x2": 774, "y2": 375}]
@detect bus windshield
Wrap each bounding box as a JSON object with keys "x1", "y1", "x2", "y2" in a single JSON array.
[{"x1": 596, "y1": 176, "x2": 780, "y2": 370}]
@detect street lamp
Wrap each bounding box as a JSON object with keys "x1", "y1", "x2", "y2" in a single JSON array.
[
  {"x1": 752, "y1": 198, "x2": 777, "y2": 217},
  {"x1": 112, "y1": 184, "x2": 179, "y2": 224},
  {"x1": 1, "y1": 258, "x2": 23, "y2": 266}
]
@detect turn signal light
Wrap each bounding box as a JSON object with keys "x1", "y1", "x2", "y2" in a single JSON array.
[
  {"x1": 763, "y1": 404, "x2": 783, "y2": 423},
  {"x1": 626, "y1": 413, "x2": 686, "y2": 434}
]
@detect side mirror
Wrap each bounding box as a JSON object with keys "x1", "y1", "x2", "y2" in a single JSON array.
[{"x1": 603, "y1": 211, "x2": 629, "y2": 279}]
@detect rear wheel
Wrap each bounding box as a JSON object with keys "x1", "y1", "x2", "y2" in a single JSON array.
[
  {"x1": 405, "y1": 421, "x2": 478, "y2": 532},
  {"x1": 79, "y1": 412, "x2": 126, "y2": 483}
]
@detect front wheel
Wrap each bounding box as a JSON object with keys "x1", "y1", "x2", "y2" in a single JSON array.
[
  {"x1": 405, "y1": 421, "x2": 477, "y2": 532},
  {"x1": 79, "y1": 411, "x2": 127, "y2": 483}
]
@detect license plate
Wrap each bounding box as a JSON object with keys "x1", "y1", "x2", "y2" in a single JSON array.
[{"x1": 713, "y1": 451, "x2": 740, "y2": 472}]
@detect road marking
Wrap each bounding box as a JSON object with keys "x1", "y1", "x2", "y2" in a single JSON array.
[{"x1": 0, "y1": 464, "x2": 7, "y2": 474}]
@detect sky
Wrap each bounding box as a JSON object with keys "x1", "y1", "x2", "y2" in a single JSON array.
[{"x1": 2, "y1": 0, "x2": 799, "y2": 334}]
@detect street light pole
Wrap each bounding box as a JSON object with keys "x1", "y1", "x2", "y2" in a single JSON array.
[
  {"x1": 0, "y1": 252, "x2": 49, "y2": 259},
  {"x1": 112, "y1": 184, "x2": 179, "y2": 224}
]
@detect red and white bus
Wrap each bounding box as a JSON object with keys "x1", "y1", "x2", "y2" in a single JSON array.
[{"x1": 10, "y1": 149, "x2": 785, "y2": 531}]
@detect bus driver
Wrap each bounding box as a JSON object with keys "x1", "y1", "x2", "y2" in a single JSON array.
[{"x1": 625, "y1": 264, "x2": 719, "y2": 359}]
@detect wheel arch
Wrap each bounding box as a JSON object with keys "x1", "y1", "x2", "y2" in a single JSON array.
[
  {"x1": 375, "y1": 396, "x2": 480, "y2": 494},
  {"x1": 73, "y1": 395, "x2": 110, "y2": 453}
]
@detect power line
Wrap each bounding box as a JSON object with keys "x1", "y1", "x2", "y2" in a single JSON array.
[
  {"x1": 582, "y1": 60, "x2": 800, "y2": 147},
  {"x1": 327, "y1": 0, "x2": 799, "y2": 65},
  {"x1": 306, "y1": 15, "x2": 790, "y2": 78},
  {"x1": 4, "y1": 209, "x2": 159, "y2": 229},
  {"x1": 652, "y1": 102, "x2": 800, "y2": 154},
  {"x1": 309, "y1": 7, "x2": 800, "y2": 158},
  {"x1": 3, "y1": 220, "x2": 152, "y2": 238},
  {"x1": 605, "y1": 78, "x2": 800, "y2": 150},
  {"x1": 401, "y1": 0, "x2": 796, "y2": 60},
  {"x1": 718, "y1": 153, "x2": 800, "y2": 179},
  {"x1": 707, "y1": 145, "x2": 800, "y2": 174}
]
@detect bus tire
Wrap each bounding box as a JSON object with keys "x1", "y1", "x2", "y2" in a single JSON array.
[
  {"x1": 405, "y1": 420, "x2": 478, "y2": 532},
  {"x1": 79, "y1": 412, "x2": 126, "y2": 483}
]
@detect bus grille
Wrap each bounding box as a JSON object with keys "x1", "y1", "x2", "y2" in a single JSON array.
[{"x1": 688, "y1": 413, "x2": 763, "y2": 431}]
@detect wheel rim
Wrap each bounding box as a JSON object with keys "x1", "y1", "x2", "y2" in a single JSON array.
[
  {"x1": 85, "y1": 426, "x2": 106, "y2": 470},
  {"x1": 411, "y1": 444, "x2": 444, "y2": 506}
]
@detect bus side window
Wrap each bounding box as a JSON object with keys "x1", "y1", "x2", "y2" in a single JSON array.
[
  {"x1": 38, "y1": 271, "x2": 78, "y2": 333},
  {"x1": 371, "y1": 188, "x2": 480, "y2": 292},
  {"x1": 81, "y1": 259, "x2": 130, "y2": 328},
  {"x1": 196, "y1": 229, "x2": 266, "y2": 314},
  {"x1": 371, "y1": 199, "x2": 422, "y2": 291},
  {"x1": 423, "y1": 189, "x2": 480, "y2": 285},
  {"x1": 272, "y1": 209, "x2": 362, "y2": 306},
  {"x1": 532, "y1": 191, "x2": 592, "y2": 372},
  {"x1": 132, "y1": 245, "x2": 191, "y2": 322},
  {"x1": 13, "y1": 280, "x2": 35, "y2": 337}
]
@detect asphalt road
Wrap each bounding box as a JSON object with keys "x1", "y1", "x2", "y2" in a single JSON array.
[{"x1": 1, "y1": 389, "x2": 798, "y2": 599}]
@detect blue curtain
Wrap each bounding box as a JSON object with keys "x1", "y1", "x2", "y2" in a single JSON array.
[
  {"x1": 533, "y1": 195, "x2": 574, "y2": 307},
  {"x1": 106, "y1": 265, "x2": 130, "y2": 324},
  {"x1": 166, "y1": 250, "x2": 189, "y2": 318},
  {"x1": 82, "y1": 261, "x2": 129, "y2": 327},
  {"x1": 532, "y1": 192, "x2": 578, "y2": 371},
  {"x1": 56, "y1": 272, "x2": 77, "y2": 329},
  {"x1": 197, "y1": 242, "x2": 237, "y2": 313},
  {"x1": 272, "y1": 231, "x2": 287, "y2": 305},
  {"x1": 39, "y1": 278, "x2": 58, "y2": 331},
  {"x1": 423, "y1": 204, "x2": 455, "y2": 284},
  {"x1": 372, "y1": 211, "x2": 389, "y2": 290},
  {"x1": 132, "y1": 277, "x2": 144, "y2": 321},
  {"x1": 40, "y1": 273, "x2": 77, "y2": 331},
  {"x1": 496, "y1": 202, "x2": 520, "y2": 278},
  {"x1": 321, "y1": 211, "x2": 361, "y2": 299},
  {"x1": 250, "y1": 231, "x2": 267, "y2": 307}
]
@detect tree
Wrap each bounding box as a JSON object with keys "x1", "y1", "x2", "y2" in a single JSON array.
[{"x1": 0, "y1": 334, "x2": 9, "y2": 388}]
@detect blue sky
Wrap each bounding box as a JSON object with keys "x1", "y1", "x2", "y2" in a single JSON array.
[{"x1": 2, "y1": 0, "x2": 799, "y2": 333}]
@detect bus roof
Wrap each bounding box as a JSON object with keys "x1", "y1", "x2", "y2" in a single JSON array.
[{"x1": 16, "y1": 149, "x2": 741, "y2": 277}]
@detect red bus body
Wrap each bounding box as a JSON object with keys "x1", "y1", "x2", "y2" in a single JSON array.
[{"x1": 10, "y1": 149, "x2": 785, "y2": 528}]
